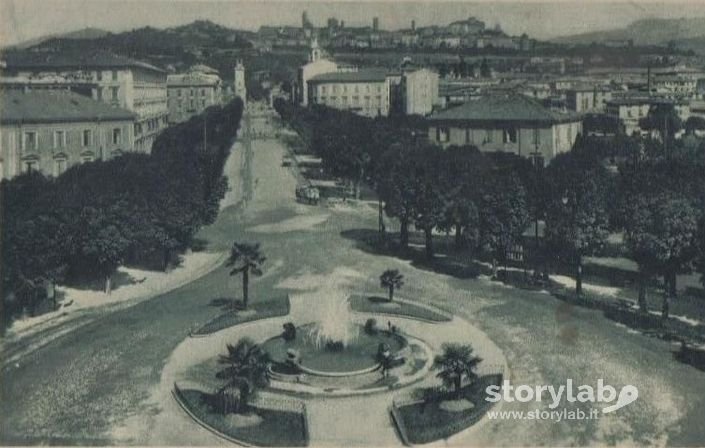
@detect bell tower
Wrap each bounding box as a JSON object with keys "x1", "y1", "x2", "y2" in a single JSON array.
[
  {"x1": 233, "y1": 59, "x2": 247, "y2": 102},
  {"x1": 309, "y1": 37, "x2": 321, "y2": 63}
]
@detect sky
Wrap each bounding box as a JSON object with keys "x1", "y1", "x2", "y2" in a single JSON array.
[{"x1": 3, "y1": 0, "x2": 705, "y2": 47}]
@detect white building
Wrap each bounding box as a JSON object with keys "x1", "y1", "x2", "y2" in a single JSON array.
[
  {"x1": 428, "y1": 94, "x2": 583, "y2": 163},
  {"x1": 400, "y1": 68, "x2": 439, "y2": 116},
  {"x1": 0, "y1": 90, "x2": 135, "y2": 180},
  {"x1": 2, "y1": 51, "x2": 168, "y2": 153}
]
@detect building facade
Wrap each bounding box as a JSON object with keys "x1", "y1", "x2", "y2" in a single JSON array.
[
  {"x1": 0, "y1": 90, "x2": 135, "y2": 180},
  {"x1": 167, "y1": 68, "x2": 222, "y2": 124},
  {"x1": 428, "y1": 94, "x2": 583, "y2": 163},
  {"x1": 606, "y1": 97, "x2": 690, "y2": 136},
  {"x1": 401, "y1": 68, "x2": 439, "y2": 116},
  {"x1": 307, "y1": 70, "x2": 391, "y2": 117},
  {"x1": 566, "y1": 86, "x2": 613, "y2": 113},
  {"x1": 1, "y1": 51, "x2": 168, "y2": 153}
]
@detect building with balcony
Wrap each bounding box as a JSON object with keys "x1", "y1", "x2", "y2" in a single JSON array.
[
  {"x1": 0, "y1": 90, "x2": 135, "y2": 180},
  {"x1": 428, "y1": 94, "x2": 583, "y2": 163},
  {"x1": 1, "y1": 51, "x2": 168, "y2": 152}
]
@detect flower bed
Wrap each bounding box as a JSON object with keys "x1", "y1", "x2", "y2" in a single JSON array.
[
  {"x1": 173, "y1": 386, "x2": 308, "y2": 446},
  {"x1": 193, "y1": 296, "x2": 290, "y2": 336},
  {"x1": 392, "y1": 374, "x2": 502, "y2": 445},
  {"x1": 349, "y1": 295, "x2": 451, "y2": 323}
]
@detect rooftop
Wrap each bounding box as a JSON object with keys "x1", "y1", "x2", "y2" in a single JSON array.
[
  {"x1": 308, "y1": 69, "x2": 389, "y2": 83},
  {"x1": 167, "y1": 72, "x2": 221, "y2": 86},
  {"x1": 2, "y1": 50, "x2": 165, "y2": 74},
  {"x1": 0, "y1": 90, "x2": 136, "y2": 124},
  {"x1": 428, "y1": 94, "x2": 582, "y2": 124}
]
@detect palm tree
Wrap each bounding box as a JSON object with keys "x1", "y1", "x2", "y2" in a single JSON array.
[
  {"x1": 215, "y1": 337, "x2": 271, "y2": 412},
  {"x1": 227, "y1": 242, "x2": 265, "y2": 308},
  {"x1": 380, "y1": 269, "x2": 404, "y2": 302},
  {"x1": 433, "y1": 343, "x2": 482, "y2": 397}
]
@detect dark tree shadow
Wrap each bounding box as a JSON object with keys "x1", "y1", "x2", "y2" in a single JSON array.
[
  {"x1": 340, "y1": 228, "x2": 487, "y2": 280},
  {"x1": 673, "y1": 343, "x2": 705, "y2": 372},
  {"x1": 208, "y1": 297, "x2": 243, "y2": 311}
]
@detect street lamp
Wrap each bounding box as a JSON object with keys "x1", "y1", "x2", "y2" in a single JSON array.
[{"x1": 561, "y1": 192, "x2": 582, "y2": 297}]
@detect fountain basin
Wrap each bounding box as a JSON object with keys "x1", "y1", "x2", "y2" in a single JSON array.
[{"x1": 262, "y1": 323, "x2": 406, "y2": 376}]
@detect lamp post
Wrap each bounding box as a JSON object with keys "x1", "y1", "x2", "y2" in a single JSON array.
[
  {"x1": 562, "y1": 192, "x2": 582, "y2": 297},
  {"x1": 530, "y1": 150, "x2": 544, "y2": 282}
]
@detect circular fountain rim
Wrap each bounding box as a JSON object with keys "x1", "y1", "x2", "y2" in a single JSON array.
[{"x1": 263, "y1": 322, "x2": 408, "y2": 376}]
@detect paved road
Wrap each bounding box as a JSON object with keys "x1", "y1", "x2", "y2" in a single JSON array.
[{"x1": 2, "y1": 103, "x2": 705, "y2": 446}]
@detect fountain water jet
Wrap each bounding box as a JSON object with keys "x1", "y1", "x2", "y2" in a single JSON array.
[{"x1": 306, "y1": 288, "x2": 358, "y2": 350}]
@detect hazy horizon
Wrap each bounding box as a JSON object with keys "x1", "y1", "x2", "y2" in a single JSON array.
[{"x1": 3, "y1": 0, "x2": 705, "y2": 47}]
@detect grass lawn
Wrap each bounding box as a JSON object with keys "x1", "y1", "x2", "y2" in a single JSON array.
[
  {"x1": 393, "y1": 374, "x2": 502, "y2": 445},
  {"x1": 175, "y1": 388, "x2": 308, "y2": 446},
  {"x1": 349, "y1": 295, "x2": 451, "y2": 323},
  {"x1": 194, "y1": 296, "x2": 290, "y2": 336}
]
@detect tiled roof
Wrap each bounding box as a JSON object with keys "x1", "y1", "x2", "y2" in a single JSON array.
[
  {"x1": 428, "y1": 94, "x2": 582, "y2": 124},
  {"x1": 0, "y1": 90, "x2": 136, "y2": 124},
  {"x1": 2, "y1": 50, "x2": 165, "y2": 73},
  {"x1": 308, "y1": 69, "x2": 389, "y2": 83}
]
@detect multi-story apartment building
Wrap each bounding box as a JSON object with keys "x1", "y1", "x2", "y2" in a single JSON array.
[
  {"x1": 0, "y1": 90, "x2": 135, "y2": 180},
  {"x1": 428, "y1": 94, "x2": 583, "y2": 163},
  {"x1": 1, "y1": 51, "x2": 168, "y2": 153},
  {"x1": 307, "y1": 70, "x2": 391, "y2": 118},
  {"x1": 566, "y1": 86, "x2": 613, "y2": 113},
  {"x1": 167, "y1": 67, "x2": 222, "y2": 124},
  {"x1": 400, "y1": 68, "x2": 439, "y2": 116},
  {"x1": 606, "y1": 97, "x2": 690, "y2": 136}
]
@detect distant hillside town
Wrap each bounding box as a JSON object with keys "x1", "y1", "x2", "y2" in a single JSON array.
[{"x1": 2, "y1": 14, "x2": 705, "y2": 180}]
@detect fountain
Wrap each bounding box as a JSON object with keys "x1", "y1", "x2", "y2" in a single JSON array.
[
  {"x1": 261, "y1": 286, "x2": 407, "y2": 376},
  {"x1": 306, "y1": 290, "x2": 358, "y2": 350}
]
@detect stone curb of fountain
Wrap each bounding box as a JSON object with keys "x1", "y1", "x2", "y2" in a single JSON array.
[
  {"x1": 349, "y1": 292, "x2": 455, "y2": 324},
  {"x1": 266, "y1": 329, "x2": 435, "y2": 399},
  {"x1": 172, "y1": 382, "x2": 252, "y2": 447}
]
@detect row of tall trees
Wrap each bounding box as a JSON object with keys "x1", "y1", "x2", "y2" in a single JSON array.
[
  {"x1": 275, "y1": 100, "x2": 705, "y2": 320},
  {"x1": 2, "y1": 98, "x2": 244, "y2": 320}
]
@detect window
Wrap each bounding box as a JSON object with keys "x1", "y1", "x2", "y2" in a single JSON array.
[
  {"x1": 485, "y1": 129, "x2": 493, "y2": 144},
  {"x1": 112, "y1": 70, "x2": 118, "y2": 81},
  {"x1": 81, "y1": 154, "x2": 94, "y2": 163},
  {"x1": 465, "y1": 128, "x2": 471, "y2": 143},
  {"x1": 201, "y1": 100, "x2": 206, "y2": 107},
  {"x1": 533, "y1": 128, "x2": 541, "y2": 146},
  {"x1": 178, "y1": 99, "x2": 183, "y2": 108},
  {"x1": 177, "y1": 89, "x2": 182, "y2": 97},
  {"x1": 436, "y1": 127, "x2": 449, "y2": 143},
  {"x1": 23, "y1": 160, "x2": 38, "y2": 173},
  {"x1": 112, "y1": 128, "x2": 122, "y2": 145},
  {"x1": 53, "y1": 130, "x2": 66, "y2": 148},
  {"x1": 24, "y1": 132, "x2": 38, "y2": 151},
  {"x1": 97, "y1": 71, "x2": 103, "y2": 81},
  {"x1": 321, "y1": 86, "x2": 327, "y2": 94},
  {"x1": 54, "y1": 158, "x2": 67, "y2": 176},
  {"x1": 111, "y1": 87, "x2": 119, "y2": 100},
  {"x1": 201, "y1": 88, "x2": 206, "y2": 96},
  {"x1": 83, "y1": 130, "x2": 92, "y2": 147},
  {"x1": 190, "y1": 99, "x2": 195, "y2": 109},
  {"x1": 503, "y1": 128, "x2": 517, "y2": 144},
  {"x1": 97, "y1": 88, "x2": 103, "y2": 100}
]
